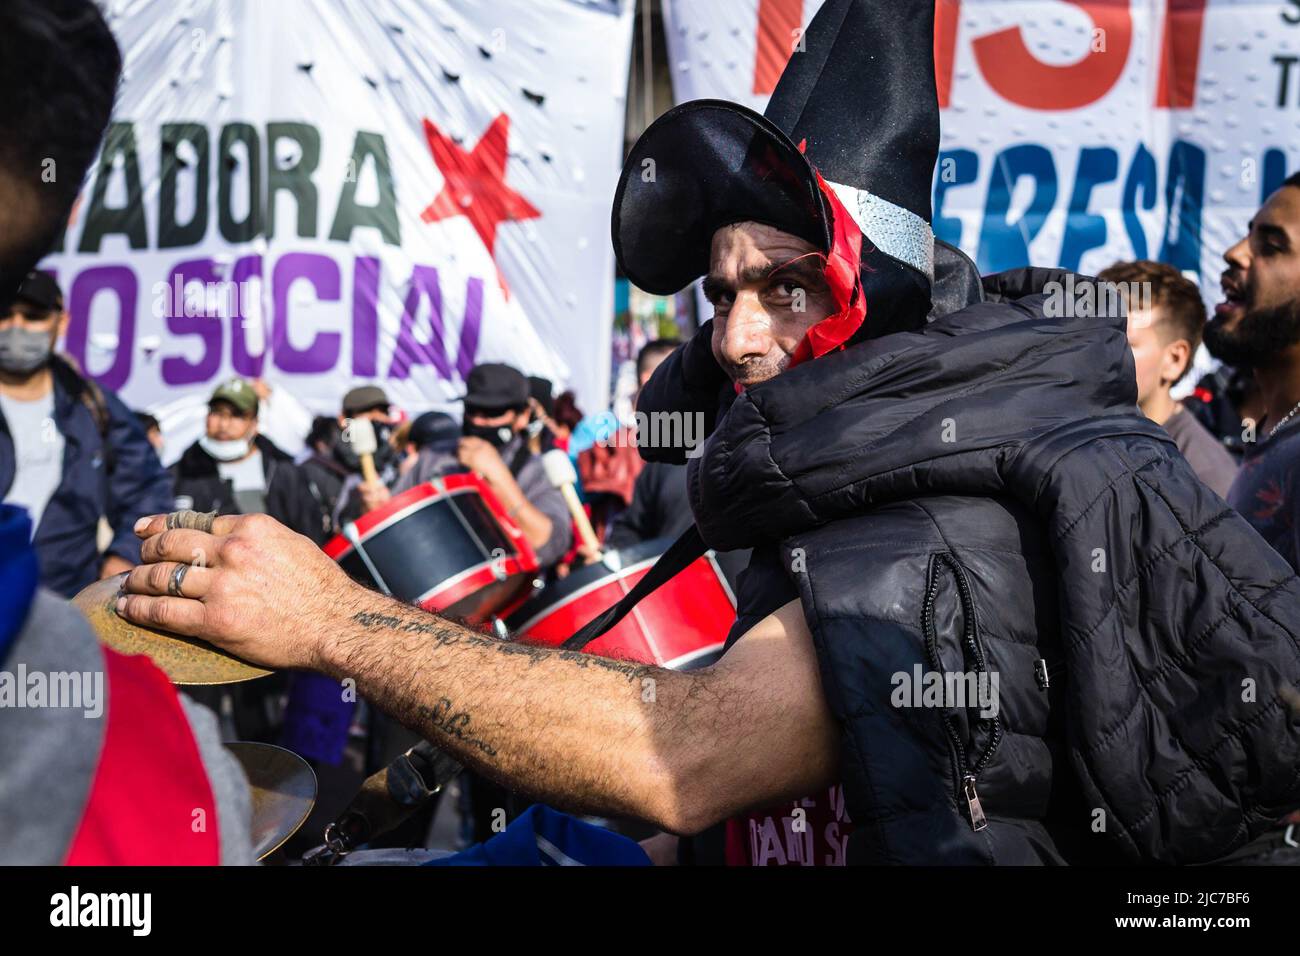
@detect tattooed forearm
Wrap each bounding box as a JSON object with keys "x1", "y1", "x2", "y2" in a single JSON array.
[
  {"x1": 349, "y1": 609, "x2": 655, "y2": 683},
  {"x1": 322, "y1": 595, "x2": 741, "y2": 830},
  {"x1": 423, "y1": 698, "x2": 497, "y2": 757}
]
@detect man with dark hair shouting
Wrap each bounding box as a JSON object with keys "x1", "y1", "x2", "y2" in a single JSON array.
[
  {"x1": 120, "y1": 0, "x2": 1300, "y2": 866},
  {"x1": 1206, "y1": 173, "x2": 1300, "y2": 573}
]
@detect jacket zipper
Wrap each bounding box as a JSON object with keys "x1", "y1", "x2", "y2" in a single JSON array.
[{"x1": 922, "y1": 553, "x2": 1003, "y2": 832}]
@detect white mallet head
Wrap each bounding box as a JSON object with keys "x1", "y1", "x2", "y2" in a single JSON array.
[
  {"x1": 344, "y1": 417, "x2": 378, "y2": 456},
  {"x1": 541, "y1": 448, "x2": 578, "y2": 489}
]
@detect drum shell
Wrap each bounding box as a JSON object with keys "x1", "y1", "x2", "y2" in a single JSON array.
[
  {"x1": 325, "y1": 474, "x2": 538, "y2": 624},
  {"x1": 504, "y1": 538, "x2": 736, "y2": 670}
]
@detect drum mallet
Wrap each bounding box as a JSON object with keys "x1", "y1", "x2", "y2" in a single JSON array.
[
  {"x1": 346, "y1": 416, "x2": 382, "y2": 485},
  {"x1": 542, "y1": 449, "x2": 602, "y2": 557}
]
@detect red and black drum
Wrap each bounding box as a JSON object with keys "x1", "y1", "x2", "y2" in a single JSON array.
[
  {"x1": 324, "y1": 474, "x2": 538, "y2": 624},
  {"x1": 504, "y1": 538, "x2": 737, "y2": 670}
]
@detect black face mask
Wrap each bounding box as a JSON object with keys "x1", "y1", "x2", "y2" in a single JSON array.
[{"x1": 462, "y1": 420, "x2": 517, "y2": 450}]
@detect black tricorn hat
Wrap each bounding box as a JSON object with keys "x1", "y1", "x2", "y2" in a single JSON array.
[{"x1": 613, "y1": 0, "x2": 943, "y2": 307}]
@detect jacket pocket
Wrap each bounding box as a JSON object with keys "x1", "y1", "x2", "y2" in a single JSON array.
[{"x1": 921, "y1": 551, "x2": 1003, "y2": 832}]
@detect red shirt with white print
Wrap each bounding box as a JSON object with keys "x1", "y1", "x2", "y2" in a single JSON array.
[{"x1": 726, "y1": 785, "x2": 853, "y2": 866}]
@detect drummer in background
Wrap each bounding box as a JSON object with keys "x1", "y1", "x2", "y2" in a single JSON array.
[
  {"x1": 300, "y1": 385, "x2": 403, "y2": 531},
  {"x1": 392, "y1": 363, "x2": 573, "y2": 569}
]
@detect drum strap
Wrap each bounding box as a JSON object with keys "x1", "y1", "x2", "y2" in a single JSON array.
[{"x1": 560, "y1": 526, "x2": 708, "y2": 651}]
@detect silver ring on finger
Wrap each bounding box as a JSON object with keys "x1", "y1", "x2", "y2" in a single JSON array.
[{"x1": 168, "y1": 562, "x2": 190, "y2": 598}]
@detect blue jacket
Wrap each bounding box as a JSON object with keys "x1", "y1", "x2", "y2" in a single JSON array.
[{"x1": 0, "y1": 357, "x2": 173, "y2": 598}]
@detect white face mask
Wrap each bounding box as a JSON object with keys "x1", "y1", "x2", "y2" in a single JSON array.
[{"x1": 199, "y1": 434, "x2": 251, "y2": 462}]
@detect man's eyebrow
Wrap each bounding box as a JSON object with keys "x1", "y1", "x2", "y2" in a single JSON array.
[
  {"x1": 703, "y1": 262, "x2": 777, "y2": 299},
  {"x1": 703, "y1": 256, "x2": 826, "y2": 301},
  {"x1": 770, "y1": 256, "x2": 828, "y2": 285},
  {"x1": 701, "y1": 273, "x2": 733, "y2": 302},
  {"x1": 1254, "y1": 221, "x2": 1290, "y2": 244}
]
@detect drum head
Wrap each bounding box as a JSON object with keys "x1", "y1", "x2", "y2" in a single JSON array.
[
  {"x1": 325, "y1": 475, "x2": 538, "y2": 623},
  {"x1": 73, "y1": 575, "x2": 272, "y2": 685}
]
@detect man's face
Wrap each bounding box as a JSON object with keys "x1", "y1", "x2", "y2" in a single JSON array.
[
  {"x1": 207, "y1": 401, "x2": 256, "y2": 441},
  {"x1": 1126, "y1": 306, "x2": 1189, "y2": 410},
  {"x1": 0, "y1": 301, "x2": 62, "y2": 350},
  {"x1": 703, "y1": 221, "x2": 836, "y2": 387},
  {"x1": 465, "y1": 406, "x2": 528, "y2": 434},
  {"x1": 1205, "y1": 185, "x2": 1300, "y2": 367},
  {"x1": 337, "y1": 406, "x2": 393, "y2": 431}
]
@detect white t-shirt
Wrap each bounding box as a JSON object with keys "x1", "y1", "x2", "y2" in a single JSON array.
[
  {"x1": 217, "y1": 449, "x2": 267, "y2": 515},
  {"x1": 1, "y1": 390, "x2": 64, "y2": 536}
]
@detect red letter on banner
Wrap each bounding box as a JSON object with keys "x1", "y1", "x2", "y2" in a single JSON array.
[
  {"x1": 971, "y1": 0, "x2": 1132, "y2": 110},
  {"x1": 1155, "y1": 0, "x2": 1207, "y2": 108},
  {"x1": 935, "y1": 0, "x2": 961, "y2": 108},
  {"x1": 753, "y1": 0, "x2": 804, "y2": 95}
]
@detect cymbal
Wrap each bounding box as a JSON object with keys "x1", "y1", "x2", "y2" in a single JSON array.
[
  {"x1": 72, "y1": 574, "x2": 272, "y2": 685},
  {"x1": 225, "y1": 742, "x2": 318, "y2": 861}
]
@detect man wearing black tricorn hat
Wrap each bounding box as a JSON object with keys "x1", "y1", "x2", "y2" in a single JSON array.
[{"x1": 122, "y1": 0, "x2": 1300, "y2": 865}]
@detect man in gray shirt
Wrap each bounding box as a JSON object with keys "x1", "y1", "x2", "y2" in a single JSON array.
[
  {"x1": 1101, "y1": 260, "x2": 1239, "y2": 499},
  {"x1": 0, "y1": 387, "x2": 62, "y2": 532}
]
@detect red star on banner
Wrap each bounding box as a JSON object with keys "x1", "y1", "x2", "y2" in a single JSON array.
[{"x1": 420, "y1": 114, "x2": 540, "y2": 297}]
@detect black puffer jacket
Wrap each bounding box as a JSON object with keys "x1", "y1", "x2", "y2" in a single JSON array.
[{"x1": 648, "y1": 271, "x2": 1300, "y2": 864}]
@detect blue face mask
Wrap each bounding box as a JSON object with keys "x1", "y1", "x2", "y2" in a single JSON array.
[{"x1": 0, "y1": 325, "x2": 53, "y2": 374}]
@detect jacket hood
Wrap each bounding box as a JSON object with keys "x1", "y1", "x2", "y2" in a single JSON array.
[{"x1": 688, "y1": 276, "x2": 1166, "y2": 551}]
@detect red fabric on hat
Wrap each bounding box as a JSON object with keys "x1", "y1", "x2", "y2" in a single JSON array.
[{"x1": 787, "y1": 170, "x2": 867, "y2": 369}]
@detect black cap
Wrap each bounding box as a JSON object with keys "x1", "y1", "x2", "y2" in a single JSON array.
[
  {"x1": 409, "y1": 411, "x2": 461, "y2": 452},
  {"x1": 613, "y1": 0, "x2": 939, "y2": 296},
  {"x1": 462, "y1": 363, "x2": 529, "y2": 411},
  {"x1": 14, "y1": 270, "x2": 63, "y2": 312},
  {"x1": 342, "y1": 384, "x2": 390, "y2": 417}
]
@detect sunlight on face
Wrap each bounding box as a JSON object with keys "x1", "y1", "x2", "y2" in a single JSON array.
[{"x1": 704, "y1": 222, "x2": 836, "y2": 387}]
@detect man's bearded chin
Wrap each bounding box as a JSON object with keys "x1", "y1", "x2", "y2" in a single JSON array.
[
  {"x1": 1204, "y1": 299, "x2": 1300, "y2": 368},
  {"x1": 723, "y1": 351, "x2": 792, "y2": 388}
]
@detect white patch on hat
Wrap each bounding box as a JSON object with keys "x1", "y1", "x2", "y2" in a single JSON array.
[{"x1": 825, "y1": 180, "x2": 935, "y2": 281}]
